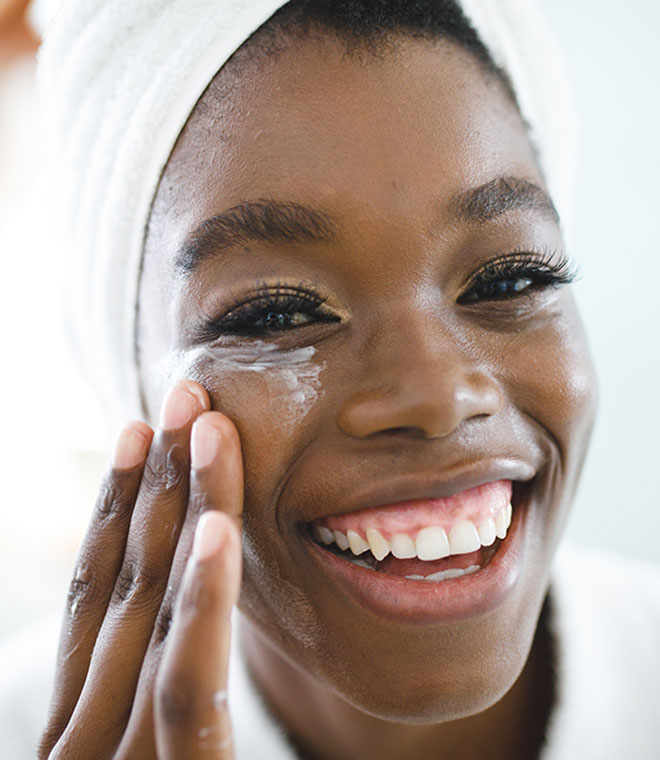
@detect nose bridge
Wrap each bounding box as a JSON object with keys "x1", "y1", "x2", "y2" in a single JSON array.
[
  {"x1": 380, "y1": 315, "x2": 469, "y2": 394},
  {"x1": 337, "y1": 314, "x2": 503, "y2": 439}
]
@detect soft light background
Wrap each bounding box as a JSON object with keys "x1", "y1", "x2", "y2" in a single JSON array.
[{"x1": 0, "y1": 0, "x2": 658, "y2": 650}]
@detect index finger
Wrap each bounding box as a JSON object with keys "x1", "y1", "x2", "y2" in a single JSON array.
[
  {"x1": 155, "y1": 510, "x2": 241, "y2": 759},
  {"x1": 151, "y1": 410, "x2": 244, "y2": 642},
  {"x1": 190, "y1": 410, "x2": 244, "y2": 522}
]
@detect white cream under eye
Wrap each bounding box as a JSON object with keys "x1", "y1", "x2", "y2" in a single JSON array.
[{"x1": 150, "y1": 339, "x2": 325, "y2": 431}]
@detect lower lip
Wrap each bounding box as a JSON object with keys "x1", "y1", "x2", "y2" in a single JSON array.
[{"x1": 305, "y1": 495, "x2": 529, "y2": 625}]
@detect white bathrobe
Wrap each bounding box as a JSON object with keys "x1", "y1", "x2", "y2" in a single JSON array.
[{"x1": 2, "y1": 541, "x2": 659, "y2": 759}]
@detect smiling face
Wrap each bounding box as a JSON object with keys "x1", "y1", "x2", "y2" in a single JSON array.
[{"x1": 138, "y1": 33, "x2": 596, "y2": 723}]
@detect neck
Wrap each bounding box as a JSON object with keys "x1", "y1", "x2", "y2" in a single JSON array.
[{"x1": 239, "y1": 594, "x2": 556, "y2": 760}]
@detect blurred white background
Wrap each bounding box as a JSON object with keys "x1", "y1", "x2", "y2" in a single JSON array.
[
  {"x1": 0, "y1": 0, "x2": 658, "y2": 651},
  {"x1": 539, "y1": 0, "x2": 660, "y2": 564}
]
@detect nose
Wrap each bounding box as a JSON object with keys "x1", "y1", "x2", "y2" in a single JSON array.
[{"x1": 337, "y1": 324, "x2": 503, "y2": 440}]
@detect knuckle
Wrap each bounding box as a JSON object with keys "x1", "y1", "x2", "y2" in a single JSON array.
[
  {"x1": 95, "y1": 480, "x2": 133, "y2": 520},
  {"x1": 188, "y1": 491, "x2": 213, "y2": 517},
  {"x1": 65, "y1": 562, "x2": 96, "y2": 617},
  {"x1": 111, "y1": 566, "x2": 135, "y2": 604},
  {"x1": 111, "y1": 561, "x2": 163, "y2": 606},
  {"x1": 142, "y1": 442, "x2": 188, "y2": 495}
]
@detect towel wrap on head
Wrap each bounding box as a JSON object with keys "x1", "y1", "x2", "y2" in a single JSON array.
[{"x1": 38, "y1": 0, "x2": 575, "y2": 428}]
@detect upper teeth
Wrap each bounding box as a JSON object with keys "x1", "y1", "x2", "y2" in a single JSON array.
[{"x1": 313, "y1": 502, "x2": 513, "y2": 561}]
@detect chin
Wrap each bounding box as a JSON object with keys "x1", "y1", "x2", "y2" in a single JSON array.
[{"x1": 330, "y1": 634, "x2": 529, "y2": 725}]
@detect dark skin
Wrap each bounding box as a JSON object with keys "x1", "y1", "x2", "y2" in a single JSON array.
[{"x1": 40, "y1": 33, "x2": 596, "y2": 760}]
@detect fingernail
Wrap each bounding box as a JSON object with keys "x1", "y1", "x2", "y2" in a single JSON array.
[
  {"x1": 193, "y1": 511, "x2": 226, "y2": 561},
  {"x1": 159, "y1": 385, "x2": 198, "y2": 430},
  {"x1": 191, "y1": 421, "x2": 220, "y2": 470},
  {"x1": 112, "y1": 425, "x2": 148, "y2": 469}
]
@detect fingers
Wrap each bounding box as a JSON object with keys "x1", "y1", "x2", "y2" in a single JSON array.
[
  {"x1": 117, "y1": 411, "x2": 244, "y2": 753},
  {"x1": 51, "y1": 381, "x2": 210, "y2": 756},
  {"x1": 39, "y1": 421, "x2": 153, "y2": 759},
  {"x1": 43, "y1": 379, "x2": 245, "y2": 760},
  {"x1": 155, "y1": 511, "x2": 241, "y2": 760},
  {"x1": 191, "y1": 412, "x2": 244, "y2": 521},
  {"x1": 165, "y1": 411, "x2": 244, "y2": 604}
]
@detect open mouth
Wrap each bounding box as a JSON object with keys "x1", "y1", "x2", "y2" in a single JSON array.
[
  {"x1": 303, "y1": 479, "x2": 531, "y2": 623},
  {"x1": 306, "y1": 480, "x2": 515, "y2": 582}
]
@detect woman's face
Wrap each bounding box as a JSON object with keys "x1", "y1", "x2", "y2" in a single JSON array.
[{"x1": 139, "y1": 34, "x2": 596, "y2": 722}]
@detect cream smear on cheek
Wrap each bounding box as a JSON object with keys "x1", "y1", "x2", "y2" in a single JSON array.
[{"x1": 152, "y1": 338, "x2": 325, "y2": 432}]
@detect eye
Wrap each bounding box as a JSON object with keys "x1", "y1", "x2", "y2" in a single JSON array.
[
  {"x1": 458, "y1": 250, "x2": 577, "y2": 304},
  {"x1": 198, "y1": 284, "x2": 341, "y2": 340}
]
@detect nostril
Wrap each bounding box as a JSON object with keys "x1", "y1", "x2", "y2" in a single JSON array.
[{"x1": 372, "y1": 426, "x2": 431, "y2": 439}]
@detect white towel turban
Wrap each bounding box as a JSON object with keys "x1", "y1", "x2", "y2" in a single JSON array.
[{"x1": 38, "y1": 0, "x2": 575, "y2": 427}]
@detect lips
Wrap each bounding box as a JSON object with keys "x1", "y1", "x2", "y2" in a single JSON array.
[{"x1": 302, "y1": 479, "x2": 530, "y2": 624}]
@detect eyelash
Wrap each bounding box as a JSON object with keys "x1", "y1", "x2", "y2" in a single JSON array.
[
  {"x1": 198, "y1": 284, "x2": 340, "y2": 339},
  {"x1": 458, "y1": 249, "x2": 577, "y2": 304},
  {"x1": 198, "y1": 251, "x2": 576, "y2": 339}
]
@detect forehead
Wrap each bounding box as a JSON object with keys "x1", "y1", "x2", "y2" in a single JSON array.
[{"x1": 148, "y1": 33, "x2": 540, "y2": 253}]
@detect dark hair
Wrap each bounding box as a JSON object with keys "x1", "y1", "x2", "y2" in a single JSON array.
[{"x1": 249, "y1": 0, "x2": 516, "y2": 104}]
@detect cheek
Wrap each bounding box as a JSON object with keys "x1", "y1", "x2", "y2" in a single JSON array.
[
  {"x1": 215, "y1": 363, "x2": 329, "y2": 650},
  {"x1": 145, "y1": 342, "x2": 328, "y2": 526},
  {"x1": 146, "y1": 344, "x2": 330, "y2": 644},
  {"x1": 516, "y1": 322, "x2": 596, "y2": 447},
  {"x1": 497, "y1": 301, "x2": 598, "y2": 490}
]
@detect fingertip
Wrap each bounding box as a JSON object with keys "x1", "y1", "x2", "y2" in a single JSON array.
[
  {"x1": 192, "y1": 511, "x2": 238, "y2": 562},
  {"x1": 179, "y1": 380, "x2": 211, "y2": 414},
  {"x1": 194, "y1": 410, "x2": 240, "y2": 443},
  {"x1": 112, "y1": 421, "x2": 152, "y2": 469},
  {"x1": 131, "y1": 419, "x2": 155, "y2": 441},
  {"x1": 191, "y1": 412, "x2": 242, "y2": 471},
  {"x1": 159, "y1": 380, "x2": 211, "y2": 431}
]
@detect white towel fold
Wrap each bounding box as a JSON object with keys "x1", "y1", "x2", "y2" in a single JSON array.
[{"x1": 38, "y1": 0, "x2": 575, "y2": 428}]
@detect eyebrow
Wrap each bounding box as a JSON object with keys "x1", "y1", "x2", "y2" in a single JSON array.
[
  {"x1": 175, "y1": 200, "x2": 335, "y2": 274},
  {"x1": 448, "y1": 176, "x2": 559, "y2": 225},
  {"x1": 175, "y1": 176, "x2": 558, "y2": 275}
]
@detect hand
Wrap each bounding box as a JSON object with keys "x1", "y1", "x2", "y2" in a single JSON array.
[{"x1": 38, "y1": 380, "x2": 244, "y2": 759}]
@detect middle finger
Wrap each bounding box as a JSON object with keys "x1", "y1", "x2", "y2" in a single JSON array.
[{"x1": 118, "y1": 411, "x2": 244, "y2": 754}]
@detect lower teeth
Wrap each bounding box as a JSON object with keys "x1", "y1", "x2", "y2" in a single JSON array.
[
  {"x1": 350, "y1": 557, "x2": 374, "y2": 570},
  {"x1": 406, "y1": 564, "x2": 480, "y2": 582},
  {"x1": 340, "y1": 549, "x2": 481, "y2": 581},
  {"x1": 323, "y1": 537, "x2": 486, "y2": 580}
]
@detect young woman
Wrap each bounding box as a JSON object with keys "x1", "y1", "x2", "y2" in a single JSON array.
[{"x1": 34, "y1": 1, "x2": 660, "y2": 758}]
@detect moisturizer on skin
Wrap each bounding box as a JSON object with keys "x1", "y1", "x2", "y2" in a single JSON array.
[{"x1": 151, "y1": 339, "x2": 325, "y2": 431}]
